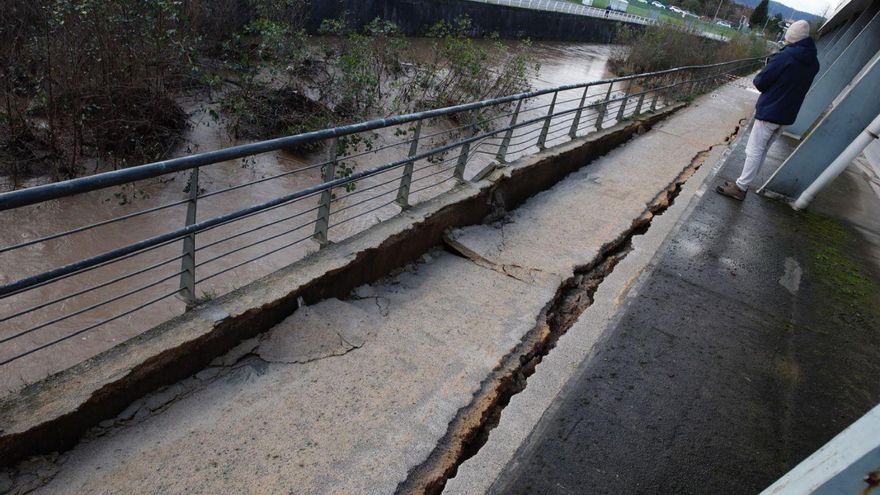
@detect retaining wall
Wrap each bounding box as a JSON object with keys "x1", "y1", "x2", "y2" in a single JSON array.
[{"x1": 306, "y1": 0, "x2": 636, "y2": 42}]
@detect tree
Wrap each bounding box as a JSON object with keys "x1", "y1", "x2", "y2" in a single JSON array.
[
  {"x1": 767, "y1": 13, "x2": 785, "y2": 37},
  {"x1": 682, "y1": 0, "x2": 701, "y2": 15},
  {"x1": 750, "y1": 0, "x2": 769, "y2": 29}
]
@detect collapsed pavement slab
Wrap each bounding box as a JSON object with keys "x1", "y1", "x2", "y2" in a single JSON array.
[
  {"x1": 0, "y1": 108, "x2": 678, "y2": 469},
  {"x1": 444, "y1": 81, "x2": 754, "y2": 282},
  {"x1": 0, "y1": 81, "x2": 757, "y2": 495},
  {"x1": 19, "y1": 252, "x2": 555, "y2": 494},
  {"x1": 442, "y1": 80, "x2": 759, "y2": 495}
]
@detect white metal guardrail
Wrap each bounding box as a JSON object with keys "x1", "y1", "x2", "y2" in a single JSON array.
[
  {"x1": 470, "y1": 0, "x2": 658, "y2": 26},
  {"x1": 469, "y1": 0, "x2": 733, "y2": 41}
]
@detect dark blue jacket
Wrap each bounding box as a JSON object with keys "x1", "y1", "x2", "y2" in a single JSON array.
[{"x1": 753, "y1": 38, "x2": 820, "y2": 125}]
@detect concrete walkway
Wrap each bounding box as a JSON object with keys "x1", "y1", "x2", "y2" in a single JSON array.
[
  {"x1": 3, "y1": 82, "x2": 755, "y2": 494},
  {"x1": 474, "y1": 123, "x2": 880, "y2": 494}
]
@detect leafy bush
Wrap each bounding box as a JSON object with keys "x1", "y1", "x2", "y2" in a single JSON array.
[
  {"x1": 1, "y1": 3, "x2": 538, "y2": 189},
  {"x1": 409, "y1": 17, "x2": 540, "y2": 111},
  {"x1": 1, "y1": 0, "x2": 197, "y2": 183},
  {"x1": 221, "y1": 85, "x2": 333, "y2": 153},
  {"x1": 610, "y1": 24, "x2": 769, "y2": 75}
]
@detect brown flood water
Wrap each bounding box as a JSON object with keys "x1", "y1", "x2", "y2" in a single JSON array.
[{"x1": 0, "y1": 40, "x2": 617, "y2": 394}]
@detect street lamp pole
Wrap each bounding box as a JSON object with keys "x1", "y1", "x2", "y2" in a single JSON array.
[{"x1": 713, "y1": 0, "x2": 723, "y2": 21}]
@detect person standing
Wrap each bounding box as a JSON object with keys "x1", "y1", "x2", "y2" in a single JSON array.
[{"x1": 717, "y1": 20, "x2": 820, "y2": 201}]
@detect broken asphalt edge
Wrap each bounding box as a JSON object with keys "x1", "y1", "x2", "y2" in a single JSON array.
[{"x1": 0, "y1": 104, "x2": 684, "y2": 468}]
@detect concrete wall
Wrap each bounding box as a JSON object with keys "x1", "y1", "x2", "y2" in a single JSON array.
[{"x1": 306, "y1": 0, "x2": 633, "y2": 42}]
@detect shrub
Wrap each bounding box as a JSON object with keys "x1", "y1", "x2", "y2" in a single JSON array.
[
  {"x1": 1, "y1": 0, "x2": 198, "y2": 184},
  {"x1": 610, "y1": 24, "x2": 769, "y2": 75}
]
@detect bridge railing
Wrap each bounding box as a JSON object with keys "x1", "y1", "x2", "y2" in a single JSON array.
[
  {"x1": 469, "y1": 0, "x2": 737, "y2": 41},
  {"x1": 468, "y1": 0, "x2": 658, "y2": 26},
  {"x1": 0, "y1": 58, "x2": 762, "y2": 372}
]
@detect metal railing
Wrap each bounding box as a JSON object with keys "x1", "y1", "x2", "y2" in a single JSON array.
[
  {"x1": 469, "y1": 0, "x2": 733, "y2": 41},
  {"x1": 0, "y1": 58, "x2": 761, "y2": 374},
  {"x1": 470, "y1": 0, "x2": 657, "y2": 25}
]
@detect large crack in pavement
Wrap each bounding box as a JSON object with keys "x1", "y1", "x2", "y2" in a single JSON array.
[
  {"x1": 396, "y1": 121, "x2": 745, "y2": 495},
  {"x1": 3, "y1": 118, "x2": 745, "y2": 495},
  {"x1": 0, "y1": 303, "x2": 375, "y2": 495}
]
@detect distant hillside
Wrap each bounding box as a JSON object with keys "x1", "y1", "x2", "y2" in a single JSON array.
[{"x1": 732, "y1": 0, "x2": 819, "y2": 21}]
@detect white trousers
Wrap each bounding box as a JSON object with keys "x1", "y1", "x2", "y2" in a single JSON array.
[{"x1": 737, "y1": 118, "x2": 783, "y2": 191}]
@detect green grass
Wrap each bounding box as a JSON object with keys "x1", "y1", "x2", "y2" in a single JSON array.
[
  {"x1": 563, "y1": 0, "x2": 739, "y2": 38},
  {"x1": 800, "y1": 209, "x2": 879, "y2": 309}
]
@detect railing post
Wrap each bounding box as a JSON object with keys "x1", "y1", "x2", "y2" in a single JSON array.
[
  {"x1": 395, "y1": 120, "x2": 422, "y2": 209},
  {"x1": 496, "y1": 99, "x2": 522, "y2": 164},
  {"x1": 616, "y1": 80, "x2": 631, "y2": 122},
  {"x1": 569, "y1": 85, "x2": 590, "y2": 139},
  {"x1": 669, "y1": 72, "x2": 682, "y2": 103},
  {"x1": 454, "y1": 122, "x2": 477, "y2": 182},
  {"x1": 634, "y1": 90, "x2": 646, "y2": 117},
  {"x1": 685, "y1": 70, "x2": 697, "y2": 98},
  {"x1": 178, "y1": 167, "x2": 199, "y2": 309},
  {"x1": 596, "y1": 82, "x2": 613, "y2": 131},
  {"x1": 709, "y1": 69, "x2": 723, "y2": 91},
  {"x1": 650, "y1": 76, "x2": 660, "y2": 112},
  {"x1": 537, "y1": 90, "x2": 558, "y2": 150},
  {"x1": 694, "y1": 68, "x2": 706, "y2": 95},
  {"x1": 313, "y1": 138, "x2": 337, "y2": 248}
]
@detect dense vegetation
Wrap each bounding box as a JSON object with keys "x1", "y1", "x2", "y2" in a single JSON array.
[
  {"x1": 0, "y1": 1, "x2": 537, "y2": 188},
  {"x1": 2, "y1": 0, "x2": 771, "y2": 189},
  {"x1": 609, "y1": 24, "x2": 770, "y2": 75}
]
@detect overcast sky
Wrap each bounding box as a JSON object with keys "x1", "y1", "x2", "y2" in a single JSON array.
[{"x1": 774, "y1": 0, "x2": 840, "y2": 16}]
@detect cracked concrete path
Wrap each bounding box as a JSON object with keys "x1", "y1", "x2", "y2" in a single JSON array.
[
  {"x1": 8, "y1": 82, "x2": 757, "y2": 495},
  {"x1": 443, "y1": 81, "x2": 758, "y2": 495},
  {"x1": 445, "y1": 82, "x2": 754, "y2": 281},
  {"x1": 483, "y1": 119, "x2": 880, "y2": 495},
  {"x1": 23, "y1": 253, "x2": 555, "y2": 495}
]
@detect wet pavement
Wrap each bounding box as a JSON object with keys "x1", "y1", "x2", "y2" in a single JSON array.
[{"x1": 490, "y1": 124, "x2": 880, "y2": 494}]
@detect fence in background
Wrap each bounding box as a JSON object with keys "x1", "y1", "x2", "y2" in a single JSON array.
[{"x1": 471, "y1": 0, "x2": 657, "y2": 26}]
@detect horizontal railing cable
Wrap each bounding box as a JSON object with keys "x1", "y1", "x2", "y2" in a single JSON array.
[
  {"x1": 195, "y1": 220, "x2": 317, "y2": 269},
  {"x1": 195, "y1": 204, "x2": 322, "y2": 252},
  {"x1": 0, "y1": 57, "x2": 762, "y2": 211},
  {"x1": 0, "y1": 290, "x2": 179, "y2": 366},
  {"x1": 0, "y1": 270, "x2": 184, "y2": 345},
  {"x1": 197, "y1": 233, "x2": 316, "y2": 285},
  {"x1": 0, "y1": 197, "x2": 190, "y2": 254},
  {"x1": 0, "y1": 252, "x2": 185, "y2": 324},
  {"x1": 0, "y1": 58, "x2": 762, "y2": 366}
]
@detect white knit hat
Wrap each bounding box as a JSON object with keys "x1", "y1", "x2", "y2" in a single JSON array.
[{"x1": 784, "y1": 20, "x2": 811, "y2": 44}]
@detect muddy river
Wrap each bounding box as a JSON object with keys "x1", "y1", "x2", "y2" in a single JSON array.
[{"x1": 0, "y1": 40, "x2": 617, "y2": 393}]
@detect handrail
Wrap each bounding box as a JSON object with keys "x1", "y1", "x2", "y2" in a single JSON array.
[
  {"x1": 0, "y1": 58, "x2": 762, "y2": 371},
  {"x1": 476, "y1": 0, "x2": 658, "y2": 25},
  {"x1": 0, "y1": 58, "x2": 760, "y2": 211}
]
